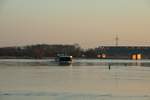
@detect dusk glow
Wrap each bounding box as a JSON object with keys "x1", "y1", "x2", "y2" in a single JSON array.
[{"x1": 0, "y1": 0, "x2": 150, "y2": 48}]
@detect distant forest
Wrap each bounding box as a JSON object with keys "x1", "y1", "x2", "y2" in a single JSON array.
[
  {"x1": 0, "y1": 44, "x2": 150, "y2": 59},
  {"x1": 0, "y1": 44, "x2": 83, "y2": 59}
]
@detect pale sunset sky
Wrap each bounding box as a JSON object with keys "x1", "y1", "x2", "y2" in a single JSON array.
[{"x1": 0, "y1": 0, "x2": 150, "y2": 48}]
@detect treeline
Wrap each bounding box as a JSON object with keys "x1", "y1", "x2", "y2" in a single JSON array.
[
  {"x1": 0, "y1": 44, "x2": 83, "y2": 59},
  {"x1": 1, "y1": 44, "x2": 150, "y2": 59}
]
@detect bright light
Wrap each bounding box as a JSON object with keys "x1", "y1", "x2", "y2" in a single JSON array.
[
  {"x1": 132, "y1": 54, "x2": 137, "y2": 60},
  {"x1": 70, "y1": 56, "x2": 73, "y2": 58},
  {"x1": 97, "y1": 54, "x2": 101, "y2": 58},
  {"x1": 102, "y1": 54, "x2": 106, "y2": 58},
  {"x1": 137, "y1": 54, "x2": 142, "y2": 60},
  {"x1": 132, "y1": 54, "x2": 142, "y2": 60}
]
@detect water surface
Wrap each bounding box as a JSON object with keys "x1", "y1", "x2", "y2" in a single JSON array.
[{"x1": 0, "y1": 59, "x2": 150, "y2": 100}]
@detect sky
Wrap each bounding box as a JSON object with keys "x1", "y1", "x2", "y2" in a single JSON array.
[{"x1": 0, "y1": 0, "x2": 150, "y2": 48}]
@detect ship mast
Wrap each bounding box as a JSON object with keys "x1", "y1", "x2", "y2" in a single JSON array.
[{"x1": 115, "y1": 34, "x2": 119, "y2": 46}]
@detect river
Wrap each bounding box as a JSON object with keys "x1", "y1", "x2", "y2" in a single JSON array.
[{"x1": 0, "y1": 59, "x2": 150, "y2": 100}]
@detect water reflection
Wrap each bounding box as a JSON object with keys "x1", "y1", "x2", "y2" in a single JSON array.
[
  {"x1": 0, "y1": 59, "x2": 150, "y2": 67},
  {"x1": 0, "y1": 59, "x2": 150, "y2": 100}
]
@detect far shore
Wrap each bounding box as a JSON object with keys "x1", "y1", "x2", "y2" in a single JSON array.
[{"x1": 0, "y1": 56, "x2": 149, "y2": 60}]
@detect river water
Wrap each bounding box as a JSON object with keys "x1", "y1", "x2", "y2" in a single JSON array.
[{"x1": 0, "y1": 59, "x2": 150, "y2": 100}]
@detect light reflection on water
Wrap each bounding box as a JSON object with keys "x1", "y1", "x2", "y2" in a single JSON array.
[
  {"x1": 0, "y1": 59, "x2": 150, "y2": 100},
  {"x1": 0, "y1": 59, "x2": 150, "y2": 67},
  {"x1": 0, "y1": 91, "x2": 150, "y2": 100}
]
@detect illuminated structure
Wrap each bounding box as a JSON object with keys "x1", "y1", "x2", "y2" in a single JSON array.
[{"x1": 132, "y1": 54, "x2": 142, "y2": 60}]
